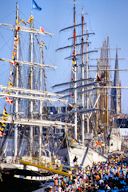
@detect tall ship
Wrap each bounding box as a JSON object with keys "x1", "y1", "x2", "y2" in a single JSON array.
[
  {"x1": 0, "y1": 1, "x2": 74, "y2": 191},
  {"x1": 52, "y1": 0, "x2": 122, "y2": 167},
  {"x1": 0, "y1": 0, "x2": 124, "y2": 191}
]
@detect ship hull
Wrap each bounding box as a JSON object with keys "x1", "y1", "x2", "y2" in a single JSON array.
[
  {"x1": 0, "y1": 165, "x2": 54, "y2": 192},
  {"x1": 67, "y1": 146, "x2": 107, "y2": 167},
  {"x1": 58, "y1": 145, "x2": 107, "y2": 167},
  {"x1": 0, "y1": 173, "x2": 42, "y2": 192}
]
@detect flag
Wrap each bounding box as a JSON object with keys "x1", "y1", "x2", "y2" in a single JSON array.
[
  {"x1": 2, "y1": 116, "x2": 8, "y2": 121},
  {"x1": 95, "y1": 140, "x2": 103, "y2": 147},
  {"x1": 72, "y1": 50, "x2": 76, "y2": 65},
  {"x1": 5, "y1": 97, "x2": 13, "y2": 104},
  {"x1": 3, "y1": 107, "x2": 9, "y2": 117},
  {"x1": 8, "y1": 82, "x2": 13, "y2": 87},
  {"x1": 0, "y1": 122, "x2": 6, "y2": 127},
  {"x1": 2, "y1": 107, "x2": 9, "y2": 122},
  {"x1": 39, "y1": 27, "x2": 45, "y2": 33},
  {"x1": 32, "y1": 0, "x2": 42, "y2": 11},
  {"x1": 15, "y1": 26, "x2": 20, "y2": 31},
  {"x1": 9, "y1": 60, "x2": 17, "y2": 65},
  {"x1": 0, "y1": 127, "x2": 4, "y2": 131},
  {"x1": 20, "y1": 19, "x2": 26, "y2": 25},
  {"x1": 72, "y1": 58, "x2": 76, "y2": 65},
  {"x1": 0, "y1": 131, "x2": 4, "y2": 137},
  {"x1": 27, "y1": 16, "x2": 34, "y2": 24}
]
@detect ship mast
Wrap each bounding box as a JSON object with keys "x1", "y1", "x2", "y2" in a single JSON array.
[
  {"x1": 39, "y1": 42, "x2": 45, "y2": 158},
  {"x1": 54, "y1": 1, "x2": 96, "y2": 142},
  {"x1": 73, "y1": 0, "x2": 78, "y2": 140},
  {"x1": 85, "y1": 28, "x2": 90, "y2": 136},
  {"x1": 29, "y1": 16, "x2": 34, "y2": 157},
  {"x1": 81, "y1": 12, "x2": 85, "y2": 144},
  {"x1": 14, "y1": 2, "x2": 20, "y2": 159}
]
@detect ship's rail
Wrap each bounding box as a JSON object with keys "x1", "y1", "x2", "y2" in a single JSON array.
[{"x1": 20, "y1": 160, "x2": 71, "y2": 177}]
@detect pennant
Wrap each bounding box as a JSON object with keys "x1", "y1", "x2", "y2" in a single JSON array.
[
  {"x1": 72, "y1": 58, "x2": 76, "y2": 65},
  {"x1": 0, "y1": 122, "x2": 6, "y2": 127},
  {"x1": 8, "y1": 82, "x2": 13, "y2": 87},
  {"x1": 20, "y1": 19, "x2": 26, "y2": 25},
  {"x1": 12, "y1": 51, "x2": 17, "y2": 61},
  {"x1": 2, "y1": 116, "x2": 8, "y2": 121},
  {"x1": 95, "y1": 141, "x2": 103, "y2": 147},
  {"x1": 0, "y1": 131, "x2": 4, "y2": 137},
  {"x1": 12, "y1": 51, "x2": 17, "y2": 57},
  {"x1": 32, "y1": 0, "x2": 42, "y2": 11},
  {"x1": 5, "y1": 97, "x2": 13, "y2": 104},
  {"x1": 2, "y1": 107, "x2": 9, "y2": 122},
  {"x1": 15, "y1": 26, "x2": 20, "y2": 31},
  {"x1": 27, "y1": 16, "x2": 34, "y2": 24},
  {"x1": 16, "y1": 19, "x2": 19, "y2": 25},
  {"x1": 9, "y1": 60, "x2": 17, "y2": 65},
  {"x1": 0, "y1": 127, "x2": 4, "y2": 131},
  {"x1": 39, "y1": 27, "x2": 45, "y2": 33},
  {"x1": 3, "y1": 107, "x2": 9, "y2": 117},
  {"x1": 72, "y1": 50, "x2": 76, "y2": 65}
]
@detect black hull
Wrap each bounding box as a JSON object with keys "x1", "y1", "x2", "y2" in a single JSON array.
[
  {"x1": 0, "y1": 168, "x2": 53, "y2": 192},
  {"x1": 0, "y1": 174, "x2": 42, "y2": 192}
]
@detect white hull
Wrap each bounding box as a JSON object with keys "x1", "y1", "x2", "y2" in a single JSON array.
[
  {"x1": 59, "y1": 144, "x2": 107, "y2": 167},
  {"x1": 109, "y1": 128, "x2": 122, "y2": 153},
  {"x1": 58, "y1": 144, "x2": 107, "y2": 168},
  {"x1": 68, "y1": 146, "x2": 107, "y2": 167}
]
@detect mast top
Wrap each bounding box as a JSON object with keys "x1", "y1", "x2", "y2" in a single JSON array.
[{"x1": 16, "y1": 1, "x2": 19, "y2": 11}]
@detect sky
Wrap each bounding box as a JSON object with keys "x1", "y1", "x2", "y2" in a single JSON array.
[{"x1": 0, "y1": 0, "x2": 128, "y2": 113}]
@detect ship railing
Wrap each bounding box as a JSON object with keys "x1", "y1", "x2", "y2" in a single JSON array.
[
  {"x1": 20, "y1": 159, "x2": 71, "y2": 177},
  {"x1": 20, "y1": 156, "x2": 62, "y2": 170}
]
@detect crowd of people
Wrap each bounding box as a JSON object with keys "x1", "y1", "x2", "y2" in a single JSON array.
[{"x1": 44, "y1": 154, "x2": 128, "y2": 192}]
